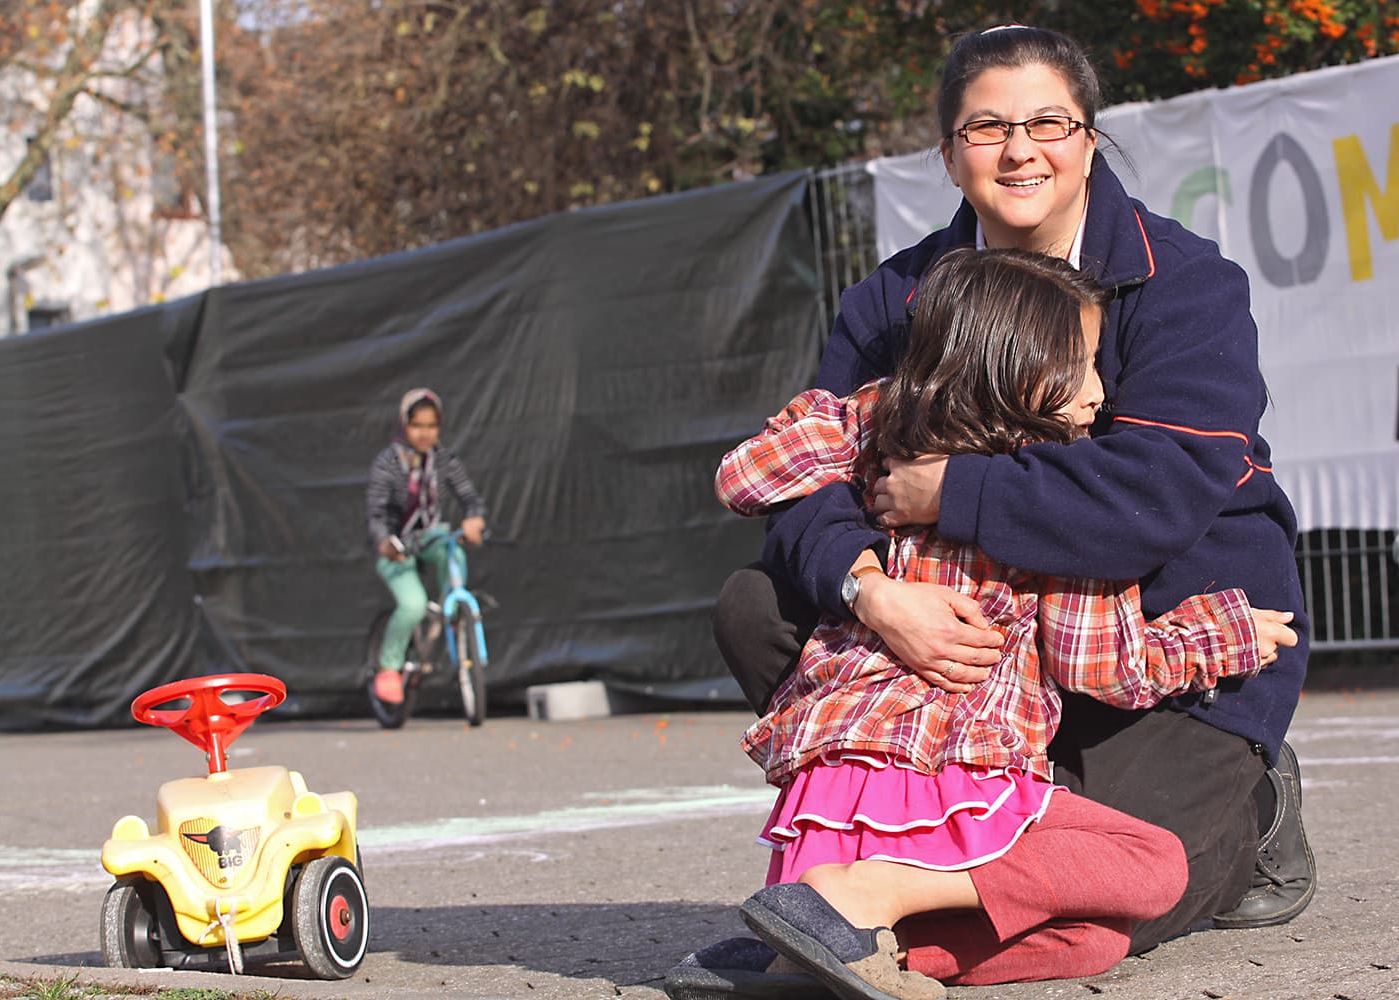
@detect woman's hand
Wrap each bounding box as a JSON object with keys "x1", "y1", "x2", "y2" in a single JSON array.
[
  {"x1": 869, "y1": 454, "x2": 948, "y2": 528},
  {"x1": 856, "y1": 575, "x2": 1003, "y2": 692},
  {"x1": 461, "y1": 516, "x2": 487, "y2": 547},
  {"x1": 1250, "y1": 608, "x2": 1298, "y2": 666},
  {"x1": 377, "y1": 537, "x2": 405, "y2": 561}
]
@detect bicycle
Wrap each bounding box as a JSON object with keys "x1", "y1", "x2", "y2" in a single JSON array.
[{"x1": 363, "y1": 528, "x2": 495, "y2": 729}]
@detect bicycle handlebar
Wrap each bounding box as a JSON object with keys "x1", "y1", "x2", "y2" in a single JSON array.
[{"x1": 388, "y1": 528, "x2": 515, "y2": 556}]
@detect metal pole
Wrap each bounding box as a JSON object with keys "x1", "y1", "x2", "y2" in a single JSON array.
[{"x1": 199, "y1": 0, "x2": 222, "y2": 286}]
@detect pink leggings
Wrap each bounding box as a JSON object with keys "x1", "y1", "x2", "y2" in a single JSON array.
[{"x1": 898, "y1": 790, "x2": 1187, "y2": 985}]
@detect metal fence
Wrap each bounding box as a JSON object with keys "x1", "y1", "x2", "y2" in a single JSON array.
[
  {"x1": 808, "y1": 164, "x2": 1399, "y2": 653},
  {"x1": 1298, "y1": 529, "x2": 1399, "y2": 649},
  {"x1": 808, "y1": 163, "x2": 881, "y2": 342}
]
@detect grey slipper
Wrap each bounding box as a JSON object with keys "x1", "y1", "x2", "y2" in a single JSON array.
[
  {"x1": 663, "y1": 936, "x2": 830, "y2": 999},
  {"x1": 740, "y1": 883, "x2": 946, "y2": 1000}
]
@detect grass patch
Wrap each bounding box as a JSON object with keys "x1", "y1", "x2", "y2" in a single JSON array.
[
  {"x1": 0, "y1": 977, "x2": 285, "y2": 1000},
  {"x1": 3, "y1": 975, "x2": 101, "y2": 1000}
]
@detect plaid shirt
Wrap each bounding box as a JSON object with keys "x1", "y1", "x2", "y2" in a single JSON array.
[{"x1": 717, "y1": 385, "x2": 1262, "y2": 786}]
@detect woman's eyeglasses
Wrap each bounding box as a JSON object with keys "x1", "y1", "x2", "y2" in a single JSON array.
[{"x1": 951, "y1": 115, "x2": 1089, "y2": 146}]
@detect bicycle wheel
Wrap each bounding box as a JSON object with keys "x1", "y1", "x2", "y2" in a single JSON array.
[
  {"x1": 364, "y1": 611, "x2": 416, "y2": 729},
  {"x1": 456, "y1": 615, "x2": 487, "y2": 727}
]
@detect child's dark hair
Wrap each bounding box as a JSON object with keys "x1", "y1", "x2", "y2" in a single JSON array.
[
  {"x1": 406, "y1": 398, "x2": 440, "y2": 423},
  {"x1": 936, "y1": 26, "x2": 1101, "y2": 139},
  {"x1": 871, "y1": 248, "x2": 1108, "y2": 459}
]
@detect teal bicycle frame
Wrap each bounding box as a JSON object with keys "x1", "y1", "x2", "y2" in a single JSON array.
[
  {"x1": 440, "y1": 533, "x2": 490, "y2": 680},
  {"x1": 367, "y1": 525, "x2": 493, "y2": 727}
]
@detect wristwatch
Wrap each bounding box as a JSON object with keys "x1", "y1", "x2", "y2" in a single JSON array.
[{"x1": 840, "y1": 565, "x2": 885, "y2": 612}]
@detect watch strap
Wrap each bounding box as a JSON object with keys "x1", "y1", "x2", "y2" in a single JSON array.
[{"x1": 843, "y1": 564, "x2": 885, "y2": 613}]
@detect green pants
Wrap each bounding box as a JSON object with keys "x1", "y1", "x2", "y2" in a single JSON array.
[{"x1": 375, "y1": 528, "x2": 462, "y2": 671}]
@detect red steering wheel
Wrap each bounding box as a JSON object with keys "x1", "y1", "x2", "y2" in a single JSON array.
[{"x1": 131, "y1": 674, "x2": 287, "y2": 774}]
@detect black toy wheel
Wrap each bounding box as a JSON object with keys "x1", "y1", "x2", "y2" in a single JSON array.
[
  {"x1": 365, "y1": 611, "x2": 416, "y2": 729},
  {"x1": 100, "y1": 877, "x2": 163, "y2": 968},
  {"x1": 457, "y1": 618, "x2": 487, "y2": 727},
  {"x1": 291, "y1": 855, "x2": 368, "y2": 979}
]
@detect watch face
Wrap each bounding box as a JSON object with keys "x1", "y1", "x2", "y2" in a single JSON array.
[{"x1": 841, "y1": 573, "x2": 858, "y2": 607}]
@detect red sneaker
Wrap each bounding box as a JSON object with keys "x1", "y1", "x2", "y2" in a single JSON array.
[{"x1": 373, "y1": 669, "x2": 404, "y2": 705}]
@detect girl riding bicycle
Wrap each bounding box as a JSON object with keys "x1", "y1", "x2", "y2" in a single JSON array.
[{"x1": 365, "y1": 387, "x2": 488, "y2": 705}]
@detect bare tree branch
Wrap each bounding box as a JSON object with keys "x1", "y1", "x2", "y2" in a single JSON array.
[{"x1": 0, "y1": 0, "x2": 125, "y2": 219}]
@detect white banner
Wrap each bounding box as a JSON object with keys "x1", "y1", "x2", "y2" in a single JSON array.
[{"x1": 867, "y1": 56, "x2": 1399, "y2": 532}]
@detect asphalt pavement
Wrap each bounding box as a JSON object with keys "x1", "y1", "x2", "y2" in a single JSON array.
[{"x1": 1, "y1": 687, "x2": 1397, "y2": 999}]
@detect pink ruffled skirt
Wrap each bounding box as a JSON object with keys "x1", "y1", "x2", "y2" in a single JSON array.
[{"x1": 760, "y1": 757, "x2": 1060, "y2": 885}]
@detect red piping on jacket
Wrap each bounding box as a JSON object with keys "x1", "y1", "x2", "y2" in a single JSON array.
[
  {"x1": 1132, "y1": 209, "x2": 1157, "y2": 279},
  {"x1": 1115, "y1": 415, "x2": 1249, "y2": 444},
  {"x1": 1114, "y1": 415, "x2": 1269, "y2": 487}
]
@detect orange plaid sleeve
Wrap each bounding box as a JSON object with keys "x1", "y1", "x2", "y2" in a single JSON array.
[
  {"x1": 1037, "y1": 576, "x2": 1263, "y2": 708},
  {"x1": 715, "y1": 383, "x2": 882, "y2": 516}
]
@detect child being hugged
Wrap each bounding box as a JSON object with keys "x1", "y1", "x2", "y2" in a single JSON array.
[{"x1": 714, "y1": 248, "x2": 1297, "y2": 1000}]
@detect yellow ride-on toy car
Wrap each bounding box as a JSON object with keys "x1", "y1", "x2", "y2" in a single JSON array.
[{"x1": 99, "y1": 673, "x2": 367, "y2": 979}]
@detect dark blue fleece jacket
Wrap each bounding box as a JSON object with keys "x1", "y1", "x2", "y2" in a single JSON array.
[{"x1": 762, "y1": 153, "x2": 1307, "y2": 764}]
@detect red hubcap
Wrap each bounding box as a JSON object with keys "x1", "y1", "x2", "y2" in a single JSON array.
[{"x1": 329, "y1": 895, "x2": 354, "y2": 941}]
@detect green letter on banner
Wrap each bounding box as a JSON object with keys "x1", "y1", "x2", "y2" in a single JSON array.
[
  {"x1": 1333, "y1": 124, "x2": 1399, "y2": 282},
  {"x1": 1171, "y1": 166, "x2": 1232, "y2": 228}
]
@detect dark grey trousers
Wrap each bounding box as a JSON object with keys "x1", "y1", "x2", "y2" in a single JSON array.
[{"x1": 712, "y1": 563, "x2": 1265, "y2": 954}]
